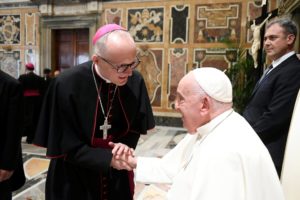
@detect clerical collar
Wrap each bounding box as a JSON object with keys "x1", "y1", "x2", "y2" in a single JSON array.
[
  {"x1": 272, "y1": 51, "x2": 295, "y2": 69},
  {"x1": 93, "y1": 63, "x2": 111, "y2": 83},
  {"x1": 196, "y1": 109, "x2": 234, "y2": 139}
]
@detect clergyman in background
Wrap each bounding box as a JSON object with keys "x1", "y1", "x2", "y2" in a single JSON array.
[{"x1": 18, "y1": 63, "x2": 45, "y2": 144}]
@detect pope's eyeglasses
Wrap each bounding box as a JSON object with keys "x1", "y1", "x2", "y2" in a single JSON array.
[{"x1": 98, "y1": 55, "x2": 141, "y2": 73}]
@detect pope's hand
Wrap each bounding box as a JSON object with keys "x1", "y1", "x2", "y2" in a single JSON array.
[{"x1": 109, "y1": 142, "x2": 137, "y2": 170}]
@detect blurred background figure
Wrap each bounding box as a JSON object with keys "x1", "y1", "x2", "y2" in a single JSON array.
[
  {"x1": 18, "y1": 63, "x2": 45, "y2": 144},
  {"x1": 43, "y1": 68, "x2": 52, "y2": 93},
  {"x1": 0, "y1": 69, "x2": 25, "y2": 200},
  {"x1": 54, "y1": 69, "x2": 60, "y2": 77}
]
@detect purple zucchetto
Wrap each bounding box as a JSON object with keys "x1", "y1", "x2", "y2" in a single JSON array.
[{"x1": 92, "y1": 24, "x2": 126, "y2": 45}]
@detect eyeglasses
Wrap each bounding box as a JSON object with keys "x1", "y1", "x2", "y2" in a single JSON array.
[{"x1": 98, "y1": 55, "x2": 141, "y2": 73}]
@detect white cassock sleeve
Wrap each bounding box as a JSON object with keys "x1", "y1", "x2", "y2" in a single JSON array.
[{"x1": 135, "y1": 134, "x2": 197, "y2": 184}]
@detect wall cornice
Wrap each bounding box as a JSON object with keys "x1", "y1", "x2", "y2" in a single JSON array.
[{"x1": 278, "y1": 0, "x2": 300, "y2": 15}]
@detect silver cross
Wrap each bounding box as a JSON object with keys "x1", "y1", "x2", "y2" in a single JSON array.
[{"x1": 99, "y1": 118, "x2": 111, "y2": 140}]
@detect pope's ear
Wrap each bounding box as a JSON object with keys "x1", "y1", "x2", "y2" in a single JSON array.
[{"x1": 201, "y1": 96, "x2": 210, "y2": 112}]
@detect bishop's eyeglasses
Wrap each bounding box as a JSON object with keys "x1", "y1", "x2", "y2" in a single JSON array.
[{"x1": 98, "y1": 55, "x2": 141, "y2": 73}]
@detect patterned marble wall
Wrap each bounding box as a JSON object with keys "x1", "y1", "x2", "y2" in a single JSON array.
[
  {"x1": 168, "y1": 48, "x2": 188, "y2": 109},
  {"x1": 102, "y1": 0, "x2": 277, "y2": 116},
  {"x1": 0, "y1": 7, "x2": 40, "y2": 78},
  {"x1": 127, "y1": 7, "x2": 164, "y2": 43},
  {"x1": 170, "y1": 5, "x2": 189, "y2": 44},
  {"x1": 137, "y1": 47, "x2": 163, "y2": 107},
  {"x1": 0, "y1": 50, "x2": 21, "y2": 78},
  {"x1": 0, "y1": 15, "x2": 20, "y2": 44},
  {"x1": 0, "y1": 0, "x2": 278, "y2": 116},
  {"x1": 194, "y1": 3, "x2": 241, "y2": 43}
]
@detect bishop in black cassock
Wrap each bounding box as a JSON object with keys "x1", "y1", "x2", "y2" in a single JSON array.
[
  {"x1": 18, "y1": 63, "x2": 45, "y2": 143},
  {"x1": 34, "y1": 60, "x2": 155, "y2": 200}
]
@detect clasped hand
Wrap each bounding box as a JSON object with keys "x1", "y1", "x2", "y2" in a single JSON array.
[{"x1": 109, "y1": 142, "x2": 137, "y2": 171}]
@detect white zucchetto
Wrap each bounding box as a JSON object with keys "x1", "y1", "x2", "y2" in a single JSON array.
[{"x1": 192, "y1": 67, "x2": 232, "y2": 103}]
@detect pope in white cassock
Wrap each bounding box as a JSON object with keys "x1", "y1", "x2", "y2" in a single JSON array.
[{"x1": 111, "y1": 67, "x2": 285, "y2": 200}]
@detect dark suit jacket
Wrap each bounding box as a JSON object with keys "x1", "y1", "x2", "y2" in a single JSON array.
[
  {"x1": 0, "y1": 70, "x2": 25, "y2": 195},
  {"x1": 243, "y1": 54, "x2": 300, "y2": 173}
]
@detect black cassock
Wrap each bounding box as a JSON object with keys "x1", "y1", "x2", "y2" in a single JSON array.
[
  {"x1": 34, "y1": 61, "x2": 155, "y2": 200},
  {"x1": 18, "y1": 72, "x2": 44, "y2": 143},
  {"x1": 0, "y1": 70, "x2": 25, "y2": 199}
]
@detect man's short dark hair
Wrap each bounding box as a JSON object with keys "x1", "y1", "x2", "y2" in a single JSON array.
[{"x1": 44, "y1": 68, "x2": 51, "y2": 74}]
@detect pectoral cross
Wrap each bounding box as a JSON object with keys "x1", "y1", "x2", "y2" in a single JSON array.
[{"x1": 100, "y1": 118, "x2": 111, "y2": 140}]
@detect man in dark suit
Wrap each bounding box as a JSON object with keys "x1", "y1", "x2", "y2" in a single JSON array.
[
  {"x1": 0, "y1": 70, "x2": 26, "y2": 200},
  {"x1": 243, "y1": 17, "x2": 300, "y2": 176},
  {"x1": 18, "y1": 63, "x2": 45, "y2": 143}
]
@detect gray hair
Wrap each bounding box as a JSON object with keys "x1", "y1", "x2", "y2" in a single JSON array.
[
  {"x1": 266, "y1": 17, "x2": 298, "y2": 37},
  {"x1": 93, "y1": 30, "x2": 133, "y2": 57}
]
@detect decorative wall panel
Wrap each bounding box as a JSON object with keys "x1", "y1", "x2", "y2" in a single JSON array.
[
  {"x1": 194, "y1": 3, "x2": 241, "y2": 43},
  {"x1": 0, "y1": 6, "x2": 39, "y2": 76},
  {"x1": 137, "y1": 48, "x2": 163, "y2": 107},
  {"x1": 0, "y1": 15, "x2": 20, "y2": 44},
  {"x1": 170, "y1": 5, "x2": 189, "y2": 44},
  {"x1": 248, "y1": 1, "x2": 264, "y2": 21},
  {"x1": 193, "y1": 48, "x2": 237, "y2": 71},
  {"x1": 105, "y1": 8, "x2": 122, "y2": 25},
  {"x1": 168, "y1": 48, "x2": 188, "y2": 109},
  {"x1": 0, "y1": 50, "x2": 20, "y2": 78},
  {"x1": 25, "y1": 13, "x2": 36, "y2": 45},
  {"x1": 127, "y1": 7, "x2": 164, "y2": 43}
]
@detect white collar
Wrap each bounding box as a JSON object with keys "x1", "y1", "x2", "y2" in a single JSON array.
[
  {"x1": 272, "y1": 51, "x2": 295, "y2": 68},
  {"x1": 94, "y1": 63, "x2": 111, "y2": 83},
  {"x1": 196, "y1": 109, "x2": 233, "y2": 139}
]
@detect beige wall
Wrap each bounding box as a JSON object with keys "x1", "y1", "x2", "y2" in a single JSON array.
[{"x1": 101, "y1": 0, "x2": 279, "y2": 116}]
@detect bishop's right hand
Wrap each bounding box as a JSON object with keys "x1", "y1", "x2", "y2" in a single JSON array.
[{"x1": 109, "y1": 142, "x2": 137, "y2": 170}]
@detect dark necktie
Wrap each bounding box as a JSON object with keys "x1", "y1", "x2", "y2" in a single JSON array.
[{"x1": 259, "y1": 65, "x2": 273, "y2": 83}]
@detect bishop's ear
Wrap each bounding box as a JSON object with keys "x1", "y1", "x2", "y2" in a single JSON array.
[{"x1": 92, "y1": 55, "x2": 100, "y2": 64}]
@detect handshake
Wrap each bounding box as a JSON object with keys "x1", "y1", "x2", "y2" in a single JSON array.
[{"x1": 109, "y1": 142, "x2": 137, "y2": 171}]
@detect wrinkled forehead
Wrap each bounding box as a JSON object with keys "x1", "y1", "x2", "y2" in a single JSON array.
[{"x1": 177, "y1": 73, "x2": 199, "y2": 95}]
